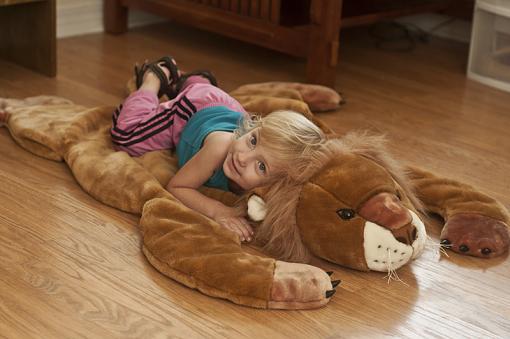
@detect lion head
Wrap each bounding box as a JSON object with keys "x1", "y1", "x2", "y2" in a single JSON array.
[{"x1": 247, "y1": 132, "x2": 428, "y2": 272}]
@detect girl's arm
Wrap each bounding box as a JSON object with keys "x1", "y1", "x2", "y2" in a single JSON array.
[{"x1": 167, "y1": 132, "x2": 253, "y2": 241}]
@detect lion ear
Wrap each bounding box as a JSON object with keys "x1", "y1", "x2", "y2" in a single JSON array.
[{"x1": 247, "y1": 194, "x2": 267, "y2": 222}]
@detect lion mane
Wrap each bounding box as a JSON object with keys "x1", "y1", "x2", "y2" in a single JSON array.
[{"x1": 253, "y1": 131, "x2": 425, "y2": 263}]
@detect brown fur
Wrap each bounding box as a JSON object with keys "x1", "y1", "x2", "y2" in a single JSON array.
[
  {"x1": 2, "y1": 81, "x2": 508, "y2": 309},
  {"x1": 256, "y1": 131, "x2": 425, "y2": 263}
]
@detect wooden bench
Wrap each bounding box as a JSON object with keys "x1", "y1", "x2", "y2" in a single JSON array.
[{"x1": 103, "y1": 0, "x2": 452, "y2": 88}]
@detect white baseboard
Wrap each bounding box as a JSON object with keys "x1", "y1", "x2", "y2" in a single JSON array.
[{"x1": 56, "y1": 0, "x2": 166, "y2": 38}]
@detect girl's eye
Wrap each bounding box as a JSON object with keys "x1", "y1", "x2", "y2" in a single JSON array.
[
  {"x1": 249, "y1": 134, "x2": 257, "y2": 147},
  {"x1": 257, "y1": 161, "x2": 266, "y2": 173}
]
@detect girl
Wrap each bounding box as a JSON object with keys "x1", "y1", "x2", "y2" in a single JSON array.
[{"x1": 111, "y1": 56, "x2": 325, "y2": 242}]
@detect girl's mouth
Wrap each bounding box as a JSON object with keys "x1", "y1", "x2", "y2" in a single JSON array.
[{"x1": 231, "y1": 155, "x2": 241, "y2": 176}]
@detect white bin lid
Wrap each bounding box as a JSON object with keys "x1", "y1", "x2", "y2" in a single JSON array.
[{"x1": 477, "y1": 0, "x2": 510, "y2": 17}]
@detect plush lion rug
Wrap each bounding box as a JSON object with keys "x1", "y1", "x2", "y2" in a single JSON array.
[{"x1": 1, "y1": 82, "x2": 508, "y2": 309}]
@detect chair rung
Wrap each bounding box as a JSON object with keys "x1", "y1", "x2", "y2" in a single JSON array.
[{"x1": 188, "y1": 0, "x2": 281, "y2": 23}]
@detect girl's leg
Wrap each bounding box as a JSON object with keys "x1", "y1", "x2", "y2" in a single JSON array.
[
  {"x1": 116, "y1": 57, "x2": 179, "y2": 129},
  {"x1": 112, "y1": 69, "x2": 163, "y2": 136},
  {"x1": 139, "y1": 71, "x2": 163, "y2": 95},
  {"x1": 113, "y1": 69, "x2": 246, "y2": 152},
  {"x1": 176, "y1": 70, "x2": 217, "y2": 93},
  {"x1": 175, "y1": 72, "x2": 247, "y2": 116},
  {"x1": 111, "y1": 66, "x2": 183, "y2": 156},
  {"x1": 179, "y1": 74, "x2": 213, "y2": 91}
]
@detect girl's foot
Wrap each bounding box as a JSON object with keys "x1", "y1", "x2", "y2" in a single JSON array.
[{"x1": 135, "y1": 56, "x2": 181, "y2": 99}]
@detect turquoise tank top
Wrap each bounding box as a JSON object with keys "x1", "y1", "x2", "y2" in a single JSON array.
[{"x1": 176, "y1": 106, "x2": 244, "y2": 191}]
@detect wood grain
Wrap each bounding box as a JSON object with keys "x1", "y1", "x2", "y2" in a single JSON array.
[
  {"x1": 104, "y1": 0, "x2": 128, "y2": 34},
  {"x1": 306, "y1": 0, "x2": 342, "y2": 86},
  {"x1": 269, "y1": 0, "x2": 280, "y2": 24},
  {"x1": 249, "y1": 0, "x2": 260, "y2": 18},
  {"x1": 0, "y1": 22, "x2": 509, "y2": 338},
  {"x1": 0, "y1": 0, "x2": 56, "y2": 76}
]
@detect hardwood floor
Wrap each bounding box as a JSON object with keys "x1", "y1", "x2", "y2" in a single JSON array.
[{"x1": 1, "y1": 22, "x2": 509, "y2": 338}]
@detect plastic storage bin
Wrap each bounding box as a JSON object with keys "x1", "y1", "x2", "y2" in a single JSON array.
[{"x1": 468, "y1": 0, "x2": 510, "y2": 92}]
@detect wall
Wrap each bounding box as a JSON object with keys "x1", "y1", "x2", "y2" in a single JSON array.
[{"x1": 57, "y1": 0, "x2": 165, "y2": 38}]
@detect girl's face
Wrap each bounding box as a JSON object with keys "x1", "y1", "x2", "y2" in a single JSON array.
[{"x1": 223, "y1": 127, "x2": 279, "y2": 190}]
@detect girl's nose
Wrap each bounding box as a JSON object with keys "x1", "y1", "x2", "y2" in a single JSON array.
[
  {"x1": 237, "y1": 151, "x2": 248, "y2": 166},
  {"x1": 237, "y1": 151, "x2": 253, "y2": 166}
]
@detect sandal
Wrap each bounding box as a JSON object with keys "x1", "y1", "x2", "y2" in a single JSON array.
[
  {"x1": 134, "y1": 56, "x2": 180, "y2": 99},
  {"x1": 175, "y1": 70, "x2": 218, "y2": 94}
]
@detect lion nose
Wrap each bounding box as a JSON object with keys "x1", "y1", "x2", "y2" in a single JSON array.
[{"x1": 359, "y1": 192, "x2": 416, "y2": 245}]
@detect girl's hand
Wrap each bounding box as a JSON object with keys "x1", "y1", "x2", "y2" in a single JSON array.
[
  {"x1": 213, "y1": 206, "x2": 254, "y2": 242},
  {"x1": 216, "y1": 216, "x2": 254, "y2": 242}
]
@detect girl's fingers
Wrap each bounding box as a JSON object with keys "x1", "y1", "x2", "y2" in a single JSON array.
[
  {"x1": 218, "y1": 217, "x2": 254, "y2": 242},
  {"x1": 222, "y1": 220, "x2": 246, "y2": 242},
  {"x1": 235, "y1": 218, "x2": 253, "y2": 242},
  {"x1": 239, "y1": 218, "x2": 254, "y2": 236},
  {"x1": 233, "y1": 220, "x2": 250, "y2": 242},
  {"x1": 229, "y1": 219, "x2": 251, "y2": 242}
]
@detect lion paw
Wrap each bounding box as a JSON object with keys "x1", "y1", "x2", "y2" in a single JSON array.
[
  {"x1": 268, "y1": 261, "x2": 339, "y2": 309},
  {"x1": 440, "y1": 213, "x2": 510, "y2": 258}
]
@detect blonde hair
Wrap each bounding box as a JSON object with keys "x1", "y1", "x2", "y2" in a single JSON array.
[{"x1": 235, "y1": 110, "x2": 326, "y2": 180}]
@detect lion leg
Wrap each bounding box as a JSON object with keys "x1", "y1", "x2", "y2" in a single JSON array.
[
  {"x1": 231, "y1": 82, "x2": 343, "y2": 112},
  {"x1": 407, "y1": 166, "x2": 510, "y2": 258},
  {"x1": 231, "y1": 85, "x2": 337, "y2": 136},
  {"x1": 234, "y1": 95, "x2": 313, "y2": 118},
  {"x1": 141, "y1": 198, "x2": 338, "y2": 309},
  {"x1": 440, "y1": 213, "x2": 509, "y2": 257},
  {"x1": 268, "y1": 261, "x2": 337, "y2": 309}
]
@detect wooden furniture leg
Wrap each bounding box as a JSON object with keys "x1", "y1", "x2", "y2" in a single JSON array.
[
  {"x1": 306, "y1": 0, "x2": 343, "y2": 88},
  {"x1": 104, "y1": 0, "x2": 128, "y2": 34},
  {"x1": 0, "y1": 0, "x2": 56, "y2": 77}
]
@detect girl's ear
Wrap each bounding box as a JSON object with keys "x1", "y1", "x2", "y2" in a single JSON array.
[{"x1": 247, "y1": 194, "x2": 267, "y2": 221}]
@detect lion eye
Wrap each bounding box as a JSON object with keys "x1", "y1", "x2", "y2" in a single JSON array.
[{"x1": 337, "y1": 209, "x2": 356, "y2": 220}]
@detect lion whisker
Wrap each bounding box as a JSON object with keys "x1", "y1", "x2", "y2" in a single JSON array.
[
  {"x1": 383, "y1": 249, "x2": 409, "y2": 286},
  {"x1": 425, "y1": 235, "x2": 450, "y2": 260},
  {"x1": 438, "y1": 245, "x2": 450, "y2": 257}
]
